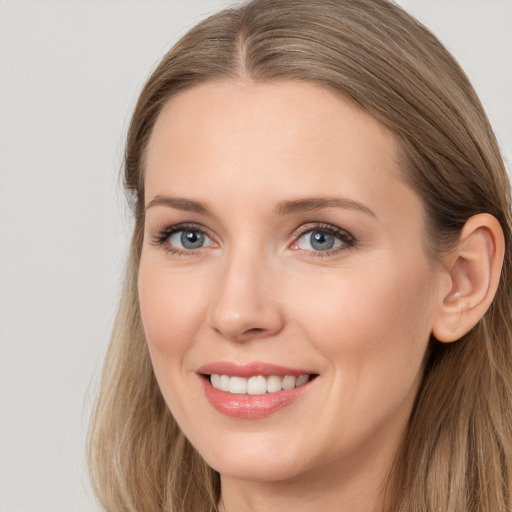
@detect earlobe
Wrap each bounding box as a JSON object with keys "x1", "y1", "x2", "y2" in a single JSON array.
[{"x1": 432, "y1": 214, "x2": 505, "y2": 343}]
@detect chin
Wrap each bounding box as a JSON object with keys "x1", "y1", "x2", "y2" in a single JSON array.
[
  {"x1": 210, "y1": 457, "x2": 307, "y2": 483},
  {"x1": 197, "y1": 432, "x2": 310, "y2": 483}
]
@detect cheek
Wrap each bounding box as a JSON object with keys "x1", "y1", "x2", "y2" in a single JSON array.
[
  {"x1": 138, "y1": 257, "x2": 208, "y2": 361},
  {"x1": 137, "y1": 257, "x2": 215, "y2": 423},
  {"x1": 287, "y1": 257, "x2": 436, "y2": 379}
]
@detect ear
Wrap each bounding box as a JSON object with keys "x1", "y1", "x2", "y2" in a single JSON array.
[{"x1": 432, "y1": 213, "x2": 505, "y2": 343}]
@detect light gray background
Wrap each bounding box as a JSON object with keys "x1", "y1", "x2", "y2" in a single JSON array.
[{"x1": 0, "y1": 1, "x2": 510, "y2": 511}]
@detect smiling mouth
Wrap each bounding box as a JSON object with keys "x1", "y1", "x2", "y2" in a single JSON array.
[
  {"x1": 207, "y1": 374, "x2": 315, "y2": 395},
  {"x1": 199, "y1": 366, "x2": 318, "y2": 418}
]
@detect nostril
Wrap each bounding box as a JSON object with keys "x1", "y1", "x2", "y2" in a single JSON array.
[
  {"x1": 245, "y1": 327, "x2": 265, "y2": 335},
  {"x1": 213, "y1": 325, "x2": 274, "y2": 341},
  {"x1": 238, "y1": 327, "x2": 277, "y2": 341}
]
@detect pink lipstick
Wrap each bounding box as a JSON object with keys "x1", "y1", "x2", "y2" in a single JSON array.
[{"x1": 198, "y1": 362, "x2": 317, "y2": 419}]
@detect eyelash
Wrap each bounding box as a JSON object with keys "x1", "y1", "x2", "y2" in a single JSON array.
[
  {"x1": 290, "y1": 223, "x2": 357, "y2": 257},
  {"x1": 150, "y1": 222, "x2": 357, "y2": 256},
  {"x1": 150, "y1": 223, "x2": 213, "y2": 255}
]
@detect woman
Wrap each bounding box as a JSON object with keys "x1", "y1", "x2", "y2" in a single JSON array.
[{"x1": 89, "y1": 0, "x2": 512, "y2": 510}]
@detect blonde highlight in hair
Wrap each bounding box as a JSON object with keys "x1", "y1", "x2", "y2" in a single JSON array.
[{"x1": 89, "y1": 1, "x2": 512, "y2": 510}]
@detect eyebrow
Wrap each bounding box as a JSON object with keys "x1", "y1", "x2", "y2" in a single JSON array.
[
  {"x1": 274, "y1": 197, "x2": 377, "y2": 218},
  {"x1": 145, "y1": 196, "x2": 210, "y2": 215},
  {"x1": 145, "y1": 194, "x2": 377, "y2": 218}
]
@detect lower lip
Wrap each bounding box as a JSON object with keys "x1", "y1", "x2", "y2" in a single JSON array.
[{"x1": 202, "y1": 377, "x2": 313, "y2": 419}]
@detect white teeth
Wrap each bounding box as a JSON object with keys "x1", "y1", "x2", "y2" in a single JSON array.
[
  {"x1": 211, "y1": 374, "x2": 221, "y2": 388},
  {"x1": 282, "y1": 375, "x2": 296, "y2": 390},
  {"x1": 296, "y1": 374, "x2": 309, "y2": 387},
  {"x1": 209, "y1": 374, "x2": 311, "y2": 395},
  {"x1": 266, "y1": 375, "x2": 282, "y2": 393},
  {"x1": 219, "y1": 374, "x2": 230, "y2": 391},
  {"x1": 247, "y1": 376, "x2": 267, "y2": 395},
  {"x1": 229, "y1": 376, "x2": 247, "y2": 394}
]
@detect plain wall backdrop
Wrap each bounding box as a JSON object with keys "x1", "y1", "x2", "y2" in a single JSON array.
[{"x1": 0, "y1": 1, "x2": 510, "y2": 511}]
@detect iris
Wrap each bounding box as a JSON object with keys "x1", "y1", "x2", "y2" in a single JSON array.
[
  {"x1": 310, "y1": 231, "x2": 335, "y2": 250},
  {"x1": 181, "y1": 230, "x2": 205, "y2": 249}
]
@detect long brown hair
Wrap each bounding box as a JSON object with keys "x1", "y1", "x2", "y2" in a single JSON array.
[{"x1": 89, "y1": 1, "x2": 512, "y2": 510}]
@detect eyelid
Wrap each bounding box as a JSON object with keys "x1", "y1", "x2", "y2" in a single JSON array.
[
  {"x1": 289, "y1": 222, "x2": 356, "y2": 255},
  {"x1": 148, "y1": 221, "x2": 356, "y2": 256},
  {"x1": 150, "y1": 222, "x2": 217, "y2": 253}
]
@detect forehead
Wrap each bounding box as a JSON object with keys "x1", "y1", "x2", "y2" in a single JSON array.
[
  {"x1": 146, "y1": 80, "x2": 399, "y2": 171},
  {"x1": 144, "y1": 80, "x2": 417, "y2": 222}
]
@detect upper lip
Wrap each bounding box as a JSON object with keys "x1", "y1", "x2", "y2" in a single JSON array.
[{"x1": 197, "y1": 361, "x2": 316, "y2": 378}]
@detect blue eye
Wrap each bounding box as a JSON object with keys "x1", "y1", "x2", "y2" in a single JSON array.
[
  {"x1": 169, "y1": 229, "x2": 213, "y2": 250},
  {"x1": 293, "y1": 226, "x2": 354, "y2": 253},
  {"x1": 308, "y1": 231, "x2": 336, "y2": 250},
  {"x1": 151, "y1": 224, "x2": 215, "y2": 253}
]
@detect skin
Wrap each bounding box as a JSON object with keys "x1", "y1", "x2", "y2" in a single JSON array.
[{"x1": 138, "y1": 80, "x2": 451, "y2": 512}]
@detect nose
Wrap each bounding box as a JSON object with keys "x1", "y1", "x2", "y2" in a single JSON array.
[{"x1": 208, "y1": 246, "x2": 284, "y2": 341}]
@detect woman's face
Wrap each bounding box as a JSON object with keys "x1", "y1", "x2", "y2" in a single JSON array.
[{"x1": 139, "y1": 80, "x2": 447, "y2": 484}]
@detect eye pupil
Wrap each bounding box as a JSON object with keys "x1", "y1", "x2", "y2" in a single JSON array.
[
  {"x1": 310, "y1": 231, "x2": 335, "y2": 250},
  {"x1": 181, "y1": 230, "x2": 204, "y2": 249}
]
